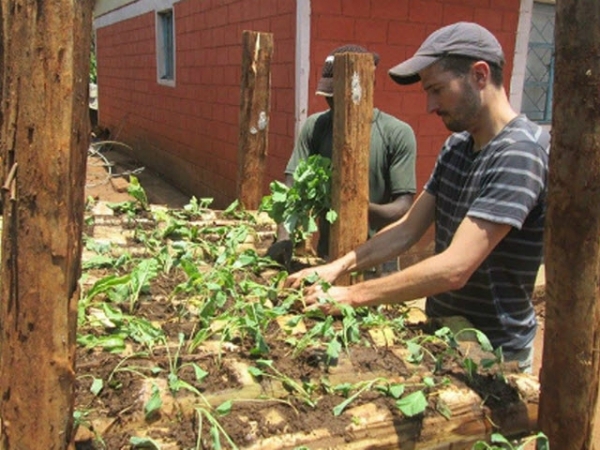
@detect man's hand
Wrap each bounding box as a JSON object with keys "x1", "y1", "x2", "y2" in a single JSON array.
[
  {"x1": 284, "y1": 262, "x2": 341, "y2": 290},
  {"x1": 303, "y1": 283, "x2": 357, "y2": 315},
  {"x1": 266, "y1": 239, "x2": 293, "y2": 269}
]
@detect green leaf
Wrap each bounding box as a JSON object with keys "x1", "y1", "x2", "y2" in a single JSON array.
[
  {"x1": 127, "y1": 175, "x2": 149, "y2": 210},
  {"x1": 326, "y1": 339, "x2": 342, "y2": 361},
  {"x1": 474, "y1": 330, "x2": 494, "y2": 352},
  {"x1": 435, "y1": 398, "x2": 452, "y2": 420},
  {"x1": 144, "y1": 384, "x2": 162, "y2": 419},
  {"x1": 333, "y1": 382, "x2": 353, "y2": 396},
  {"x1": 248, "y1": 366, "x2": 264, "y2": 378},
  {"x1": 388, "y1": 383, "x2": 405, "y2": 399},
  {"x1": 85, "y1": 273, "x2": 131, "y2": 301},
  {"x1": 215, "y1": 400, "x2": 233, "y2": 416},
  {"x1": 490, "y1": 433, "x2": 511, "y2": 444},
  {"x1": 463, "y1": 357, "x2": 478, "y2": 378},
  {"x1": 406, "y1": 341, "x2": 424, "y2": 363},
  {"x1": 90, "y1": 378, "x2": 104, "y2": 396},
  {"x1": 98, "y1": 335, "x2": 126, "y2": 353},
  {"x1": 325, "y1": 210, "x2": 337, "y2": 224},
  {"x1": 192, "y1": 364, "x2": 209, "y2": 382},
  {"x1": 332, "y1": 396, "x2": 355, "y2": 417},
  {"x1": 130, "y1": 436, "x2": 162, "y2": 449},
  {"x1": 211, "y1": 424, "x2": 222, "y2": 449},
  {"x1": 396, "y1": 390, "x2": 428, "y2": 417}
]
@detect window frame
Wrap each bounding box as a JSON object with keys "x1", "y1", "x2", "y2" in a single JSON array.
[
  {"x1": 522, "y1": 1, "x2": 555, "y2": 124},
  {"x1": 156, "y1": 7, "x2": 176, "y2": 87}
]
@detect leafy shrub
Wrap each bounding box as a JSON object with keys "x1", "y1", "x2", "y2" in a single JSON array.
[{"x1": 260, "y1": 154, "x2": 337, "y2": 245}]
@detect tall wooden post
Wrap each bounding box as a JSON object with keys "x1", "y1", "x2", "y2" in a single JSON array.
[
  {"x1": 0, "y1": 1, "x2": 93, "y2": 449},
  {"x1": 237, "y1": 30, "x2": 273, "y2": 210},
  {"x1": 329, "y1": 53, "x2": 374, "y2": 285},
  {"x1": 538, "y1": 1, "x2": 600, "y2": 448}
]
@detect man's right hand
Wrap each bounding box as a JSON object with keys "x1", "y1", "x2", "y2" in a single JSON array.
[{"x1": 266, "y1": 239, "x2": 293, "y2": 269}]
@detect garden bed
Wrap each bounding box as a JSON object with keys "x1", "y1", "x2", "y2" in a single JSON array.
[{"x1": 74, "y1": 196, "x2": 540, "y2": 450}]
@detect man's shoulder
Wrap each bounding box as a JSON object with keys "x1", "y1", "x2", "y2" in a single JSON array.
[
  {"x1": 305, "y1": 109, "x2": 332, "y2": 122},
  {"x1": 375, "y1": 109, "x2": 413, "y2": 130},
  {"x1": 301, "y1": 109, "x2": 332, "y2": 133},
  {"x1": 373, "y1": 110, "x2": 416, "y2": 149},
  {"x1": 501, "y1": 115, "x2": 551, "y2": 152}
]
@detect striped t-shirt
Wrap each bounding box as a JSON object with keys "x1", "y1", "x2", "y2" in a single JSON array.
[{"x1": 424, "y1": 115, "x2": 550, "y2": 354}]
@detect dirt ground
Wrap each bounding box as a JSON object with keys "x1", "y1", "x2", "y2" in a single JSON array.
[
  {"x1": 86, "y1": 143, "x2": 189, "y2": 208},
  {"x1": 82, "y1": 145, "x2": 551, "y2": 449}
]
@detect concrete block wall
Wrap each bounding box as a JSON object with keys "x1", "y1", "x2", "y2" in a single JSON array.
[
  {"x1": 96, "y1": 0, "x2": 520, "y2": 210},
  {"x1": 97, "y1": 0, "x2": 297, "y2": 208}
]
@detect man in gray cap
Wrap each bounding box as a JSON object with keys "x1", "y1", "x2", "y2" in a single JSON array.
[
  {"x1": 286, "y1": 23, "x2": 550, "y2": 373},
  {"x1": 268, "y1": 44, "x2": 417, "y2": 270}
]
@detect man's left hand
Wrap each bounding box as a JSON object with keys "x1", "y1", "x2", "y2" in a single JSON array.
[{"x1": 303, "y1": 283, "x2": 357, "y2": 315}]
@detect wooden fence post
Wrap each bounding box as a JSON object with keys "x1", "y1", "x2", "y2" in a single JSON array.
[
  {"x1": 0, "y1": 1, "x2": 93, "y2": 448},
  {"x1": 328, "y1": 52, "x2": 374, "y2": 285},
  {"x1": 538, "y1": 1, "x2": 600, "y2": 448},
  {"x1": 237, "y1": 30, "x2": 274, "y2": 210}
]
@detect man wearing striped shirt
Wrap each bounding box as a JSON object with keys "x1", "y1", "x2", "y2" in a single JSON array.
[{"x1": 285, "y1": 22, "x2": 550, "y2": 373}]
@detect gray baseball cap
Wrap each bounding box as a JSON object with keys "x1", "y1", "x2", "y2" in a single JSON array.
[{"x1": 388, "y1": 22, "x2": 505, "y2": 85}]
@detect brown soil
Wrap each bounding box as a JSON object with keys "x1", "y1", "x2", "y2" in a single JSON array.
[{"x1": 75, "y1": 149, "x2": 539, "y2": 449}]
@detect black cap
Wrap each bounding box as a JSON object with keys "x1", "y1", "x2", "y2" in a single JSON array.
[
  {"x1": 388, "y1": 22, "x2": 505, "y2": 85},
  {"x1": 316, "y1": 44, "x2": 380, "y2": 97}
]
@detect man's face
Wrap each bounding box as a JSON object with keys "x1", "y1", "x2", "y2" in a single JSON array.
[{"x1": 419, "y1": 62, "x2": 481, "y2": 133}]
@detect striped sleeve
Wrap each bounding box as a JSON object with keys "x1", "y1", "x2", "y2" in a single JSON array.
[{"x1": 468, "y1": 142, "x2": 548, "y2": 229}]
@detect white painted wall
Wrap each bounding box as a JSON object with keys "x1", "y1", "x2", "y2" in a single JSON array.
[
  {"x1": 294, "y1": 0, "x2": 311, "y2": 140},
  {"x1": 509, "y1": 0, "x2": 534, "y2": 113},
  {"x1": 94, "y1": 0, "x2": 180, "y2": 28}
]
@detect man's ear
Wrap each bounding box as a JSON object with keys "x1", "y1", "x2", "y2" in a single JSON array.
[{"x1": 471, "y1": 61, "x2": 490, "y2": 87}]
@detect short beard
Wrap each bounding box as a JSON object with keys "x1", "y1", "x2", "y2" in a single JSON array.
[{"x1": 444, "y1": 79, "x2": 481, "y2": 132}]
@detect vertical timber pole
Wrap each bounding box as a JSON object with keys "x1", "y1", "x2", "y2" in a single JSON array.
[
  {"x1": 237, "y1": 30, "x2": 274, "y2": 210},
  {"x1": 329, "y1": 53, "x2": 373, "y2": 286},
  {"x1": 538, "y1": 1, "x2": 600, "y2": 448},
  {"x1": 0, "y1": 1, "x2": 93, "y2": 449}
]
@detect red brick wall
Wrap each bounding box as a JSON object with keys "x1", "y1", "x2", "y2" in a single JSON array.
[
  {"x1": 97, "y1": 0, "x2": 297, "y2": 208},
  {"x1": 96, "y1": 0, "x2": 520, "y2": 208},
  {"x1": 309, "y1": 0, "x2": 520, "y2": 190}
]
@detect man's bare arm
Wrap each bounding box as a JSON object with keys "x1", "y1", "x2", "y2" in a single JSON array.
[
  {"x1": 341, "y1": 216, "x2": 513, "y2": 308},
  {"x1": 368, "y1": 193, "x2": 414, "y2": 230}
]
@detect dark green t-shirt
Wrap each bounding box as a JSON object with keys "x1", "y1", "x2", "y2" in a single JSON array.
[{"x1": 285, "y1": 108, "x2": 416, "y2": 256}]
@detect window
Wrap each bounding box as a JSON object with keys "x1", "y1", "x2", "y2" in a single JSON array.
[
  {"x1": 522, "y1": 2, "x2": 555, "y2": 123},
  {"x1": 156, "y1": 8, "x2": 175, "y2": 85}
]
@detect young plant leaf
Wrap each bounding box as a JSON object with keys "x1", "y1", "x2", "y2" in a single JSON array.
[
  {"x1": 130, "y1": 436, "x2": 162, "y2": 449},
  {"x1": 144, "y1": 384, "x2": 162, "y2": 419},
  {"x1": 396, "y1": 390, "x2": 428, "y2": 417},
  {"x1": 215, "y1": 400, "x2": 233, "y2": 416},
  {"x1": 90, "y1": 377, "x2": 104, "y2": 396}
]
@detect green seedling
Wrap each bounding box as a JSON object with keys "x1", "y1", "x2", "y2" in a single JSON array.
[
  {"x1": 248, "y1": 359, "x2": 316, "y2": 408},
  {"x1": 472, "y1": 432, "x2": 549, "y2": 450},
  {"x1": 195, "y1": 403, "x2": 239, "y2": 450},
  {"x1": 127, "y1": 175, "x2": 149, "y2": 211},
  {"x1": 159, "y1": 333, "x2": 207, "y2": 396}
]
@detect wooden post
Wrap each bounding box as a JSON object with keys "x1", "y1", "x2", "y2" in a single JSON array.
[
  {"x1": 538, "y1": 1, "x2": 600, "y2": 448},
  {"x1": 237, "y1": 30, "x2": 273, "y2": 210},
  {"x1": 328, "y1": 53, "x2": 374, "y2": 285},
  {"x1": 0, "y1": 1, "x2": 93, "y2": 448}
]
